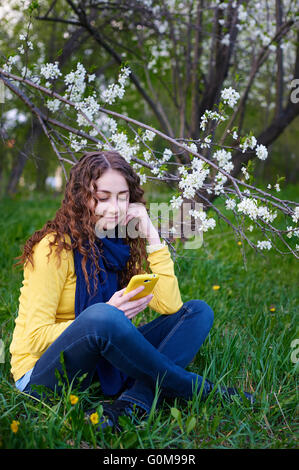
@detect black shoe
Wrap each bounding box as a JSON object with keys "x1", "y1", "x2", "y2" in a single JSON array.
[
  {"x1": 85, "y1": 399, "x2": 148, "y2": 432},
  {"x1": 205, "y1": 379, "x2": 255, "y2": 405}
]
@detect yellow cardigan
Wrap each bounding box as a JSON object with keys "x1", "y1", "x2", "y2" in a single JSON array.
[{"x1": 10, "y1": 233, "x2": 183, "y2": 382}]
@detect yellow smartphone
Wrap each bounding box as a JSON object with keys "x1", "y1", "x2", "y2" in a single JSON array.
[{"x1": 123, "y1": 274, "x2": 160, "y2": 301}]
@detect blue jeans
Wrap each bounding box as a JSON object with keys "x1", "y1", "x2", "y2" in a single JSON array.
[{"x1": 23, "y1": 299, "x2": 214, "y2": 414}]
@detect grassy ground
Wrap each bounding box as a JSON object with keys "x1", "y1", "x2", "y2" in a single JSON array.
[{"x1": 0, "y1": 184, "x2": 298, "y2": 449}]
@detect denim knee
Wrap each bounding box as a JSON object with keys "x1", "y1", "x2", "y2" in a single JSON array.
[
  {"x1": 184, "y1": 299, "x2": 214, "y2": 330},
  {"x1": 78, "y1": 302, "x2": 132, "y2": 340}
]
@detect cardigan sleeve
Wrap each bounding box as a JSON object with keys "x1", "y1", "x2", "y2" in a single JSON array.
[
  {"x1": 22, "y1": 233, "x2": 74, "y2": 354},
  {"x1": 143, "y1": 245, "x2": 183, "y2": 314}
]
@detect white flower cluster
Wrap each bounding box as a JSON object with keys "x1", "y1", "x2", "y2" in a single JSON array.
[
  {"x1": 286, "y1": 226, "x2": 299, "y2": 238},
  {"x1": 200, "y1": 110, "x2": 226, "y2": 131},
  {"x1": 101, "y1": 66, "x2": 131, "y2": 105},
  {"x1": 178, "y1": 159, "x2": 210, "y2": 199},
  {"x1": 241, "y1": 167, "x2": 250, "y2": 180},
  {"x1": 18, "y1": 33, "x2": 33, "y2": 54},
  {"x1": 143, "y1": 130, "x2": 156, "y2": 142},
  {"x1": 170, "y1": 195, "x2": 183, "y2": 209},
  {"x1": 257, "y1": 240, "x2": 272, "y2": 250},
  {"x1": 151, "y1": 166, "x2": 166, "y2": 179},
  {"x1": 221, "y1": 87, "x2": 240, "y2": 108},
  {"x1": 188, "y1": 209, "x2": 216, "y2": 232},
  {"x1": 255, "y1": 144, "x2": 268, "y2": 160},
  {"x1": 292, "y1": 206, "x2": 299, "y2": 223},
  {"x1": 237, "y1": 197, "x2": 277, "y2": 222},
  {"x1": 213, "y1": 149, "x2": 234, "y2": 173},
  {"x1": 240, "y1": 135, "x2": 257, "y2": 153},
  {"x1": 64, "y1": 62, "x2": 86, "y2": 102},
  {"x1": 110, "y1": 131, "x2": 139, "y2": 162},
  {"x1": 225, "y1": 198, "x2": 236, "y2": 210},
  {"x1": 3, "y1": 55, "x2": 19, "y2": 72},
  {"x1": 69, "y1": 134, "x2": 87, "y2": 152},
  {"x1": 75, "y1": 95, "x2": 100, "y2": 127},
  {"x1": 162, "y1": 148, "x2": 172, "y2": 162},
  {"x1": 40, "y1": 62, "x2": 62, "y2": 80},
  {"x1": 200, "y1": 136, "x2": 212, "y2": 148},
  {"x1": 214, "y1": 172, "x2": 228, "y2": 195},
  {"x1": 47, "y1": 99, "x2": 60, "y2": 112}
]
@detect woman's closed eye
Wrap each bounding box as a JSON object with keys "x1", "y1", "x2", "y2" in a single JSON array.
[{"x1": 98, "y1": 197, "x2": 127, "y2": 202}]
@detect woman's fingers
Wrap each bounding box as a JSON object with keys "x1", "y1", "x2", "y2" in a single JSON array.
[
  {"x1": 121, "y1": 285, "x2": 145, "y2": 303},
  {"x1": 123, "y1": 294, "x2": 153, "y2": 318}
]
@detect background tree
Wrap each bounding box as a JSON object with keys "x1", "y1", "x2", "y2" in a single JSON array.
[{"x1": 0, "y1": 0, "x2": 298, "y2": 258}]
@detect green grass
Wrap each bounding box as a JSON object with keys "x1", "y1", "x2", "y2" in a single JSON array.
[{"x1": 0, "y1": 185, "x2": 298, "y2": 449}]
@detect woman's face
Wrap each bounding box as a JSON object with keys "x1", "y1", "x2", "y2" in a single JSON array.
[{"x1": 88, "y1": 169, "x2": 130, "y2": 232}]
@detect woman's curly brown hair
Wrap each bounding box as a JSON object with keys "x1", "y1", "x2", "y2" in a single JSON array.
[{"x1": 13, "y1": 151, "x2": 151, "y2": 296}]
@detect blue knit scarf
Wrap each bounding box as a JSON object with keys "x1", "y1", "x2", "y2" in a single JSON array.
[{"x1": 69, "y1": 225, "x2": 132, "y2": 396}]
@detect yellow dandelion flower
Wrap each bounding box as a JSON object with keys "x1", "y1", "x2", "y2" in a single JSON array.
[
  {"x1": 89, "y1": 412, "x2": 99, "y2": 425},
  {"x1": 69, "y1": 394, "x2": 79, "y2": 405},
  {"x1": 11, "y1": 420, "x2": 20, "y2": 433},
  {"x1": 269, "y1": 305, "x2": 276, "y2": 312},
  {"x1": 212, "y1": 285, "x2": 220, "y2": 290},
  {"x1": 237, "y1": 241, "x2": 242, "y2": 245}
]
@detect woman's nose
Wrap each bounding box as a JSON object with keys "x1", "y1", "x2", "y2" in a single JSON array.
[{"x1": 107, "y1": 198, "x2": 119, "y2": 214}]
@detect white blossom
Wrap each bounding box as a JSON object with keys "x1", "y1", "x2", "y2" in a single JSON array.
[
  {"x1": 200, "y1": 110, "x2": 226, "y2": 131},
  {"x1": 255, "y1": 144, "x2": 268, "y2": 160},
  {"x1": 40, "y1": 62, "x2": 62, "y2": 80},
  {"x1": 138, "y1": 173, "x2": 147, "y2": 185},
  {"x1": 257, "y1": 240, "x2": 272, "y2": 250},
  {"x1": 200, "y1": 136, "x2": 211, "y2": 148},
  {"x1": 143, "y1": 130, "x2": 156, "y2": 141},
  {"x1": 170, "y1": 195, "x2": 183, "y2": 209},
  {"x1": 241, "y1": 167, "x2": 250, "y2": 180},
  {"x1": 64, "y1": 62, "x2": 86, "y2": 102},
  {"x1": 240, "y1": 135, "x2": 257, "y2": 153},
  {"x1": 221, "y1": 87, "x2": 240, "y2": 108},
  {"x1": 286, "y1": 226, "x2": 294, "y2": 238},
  {"x1": 69, "y1": 136, "x2": 87, "y2": 152},
  {"x1": 101, "y1": 66, "x2": 131, "y2": 104},
  {"x1": 237, "y1": 197, "x2": 277, "y2": 222},
  {"x1": 75, "y1": 95, "x2": 100, "y2": 127},
  {"x1": 225, "y1": 198, "x2": 236, "y2": 210},
  {"x1": 110, "y1": 131, "x2": 139, "y2": 162},
  {"x1": 178, "y1": 162, "x2": 210, "y2": 199},
  {"x1": 162, "y1": 148, "x2": 172, "y2": 161},
  {"x1": 184, "y1": 143, "x2": 198, "y2": 153},
  {"x1": 291, "y1": 207, "x2": 299, "y2": 223},
  {"x1": 47, "y1": 99, "x2": 60, "y2": 112},
  {"x1": 143, "y1": 150, "x2": 152, "y2": 162},
  {"x1": 213, "y1": 149, "x2": 233, "y2": 173}
]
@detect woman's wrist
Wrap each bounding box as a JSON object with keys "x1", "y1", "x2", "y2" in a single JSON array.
[{"x1": 145, "y1": 223, "x2": 161, "y2": 245}]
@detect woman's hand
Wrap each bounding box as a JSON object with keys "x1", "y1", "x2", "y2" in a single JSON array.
[
  {"x1": 106, "y1": 285, "x2": 153, "y2": 320},
  {"x1": 124, "y1": 202, "x2": 160, "y2": 242}
]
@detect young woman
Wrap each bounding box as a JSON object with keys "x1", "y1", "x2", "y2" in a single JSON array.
[{"x1": 10, "y1": 151, "x2": 254, "y2": 432}]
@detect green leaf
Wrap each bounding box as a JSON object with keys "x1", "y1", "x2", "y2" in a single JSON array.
[
  {"x1": 186, "y1": 416, "x2": 196, "y2": 435},
  {"x1": 170, "y1": 407, "x2": 181, "y2": 420}
]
